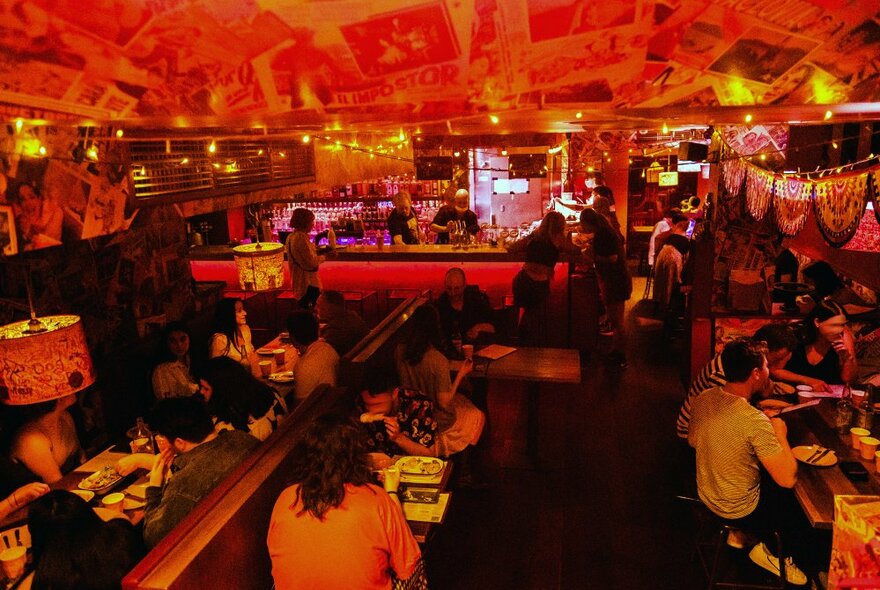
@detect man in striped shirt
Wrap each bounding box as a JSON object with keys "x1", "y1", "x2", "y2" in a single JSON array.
[
  {"x1": 688, "y1": 338, "x2": 811, "y2": 585},
  {"x1": 677, "y1": 323, "x2": 798, "y2": 439}
]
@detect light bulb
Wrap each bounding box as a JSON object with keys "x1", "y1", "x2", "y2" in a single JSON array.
[
  {"x1": 302, "y1": 135, "x2": 311, "y2": 143},
  {"x1": 208, "y1": 140, "x2": 216, "y2": 153},
  {"x1": 489, "y1": 114, "x2": 499, "y2": 125}
]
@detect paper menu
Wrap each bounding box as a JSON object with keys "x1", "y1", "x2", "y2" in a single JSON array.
[
  {"x1": 475, "y1": 344, "x2": 516, "y2": 360},
  {"x1": 402, "y1": 493, "x2": 450, "y2": 523}
]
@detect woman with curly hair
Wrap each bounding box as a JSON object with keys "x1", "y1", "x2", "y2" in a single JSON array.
[{"x1": 267, "y1": 415, "x2": 423, "y2": 590}]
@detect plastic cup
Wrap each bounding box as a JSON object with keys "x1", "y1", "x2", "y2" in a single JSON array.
[
  {"x1": 0, "y1": 546, "x2": 26, "y2": 580},
  {"x1": 273, "y1": 348, "x2": 286, "y2": 366},
  {"x1": 851, "y1": 427, "x2": 871, "y2": 450},
  {"x1": 258, "y1": 360, "x2": 272, "y2": 377},
  {"x1": 462, "y1": 344, "x2": 474, "y2": 360},
  {"x1": 102, "y1": 493, "x2": 125, "y2": 513},
  {"x1": 861, "y1": 437, "x2": 880, "y2": 460},
  {"x1": 383, "y1": 466, "x2": 400, "y2": 493}
]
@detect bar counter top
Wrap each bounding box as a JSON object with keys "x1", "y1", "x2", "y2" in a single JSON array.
[{"x1": 188, "y1": 243, "x2": 538, "y2": 262}]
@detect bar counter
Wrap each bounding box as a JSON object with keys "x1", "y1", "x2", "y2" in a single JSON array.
[
  {"x1": 189, "y1": 244, "x2": 598, "y2": 350},
  {"x1": 189, "y1": 243, "x2": 529, "y2": 262}
]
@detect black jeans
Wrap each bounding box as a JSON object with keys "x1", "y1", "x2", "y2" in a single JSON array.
[{"x1": 723, "y1": 474, "x2": 830, "y2": 579}]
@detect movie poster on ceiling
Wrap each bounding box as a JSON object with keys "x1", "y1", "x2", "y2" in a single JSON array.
[
  {"x1": 761, "y1": 62, "x2": 850, "y2": 105},
  {"x1": 722, "y1": 124, "x2": 788, "y2": 168},
  {"x1": 467, "y1": 0, "x2": 518, "y2": 104},
  {"x1": 618, "y1": 61, "x2": 716, "y2": 108},
  {"x1": 812, "y1": 17, "x2": 880, "y2": 95},
  {"x1": 480, "y1": 0, "x2": 650, "y2": 102},
  {"x1": 261, "y1": 0, "x2": 475, "y2": 110},
  {"x1": 124, "y1": 6, "x2": 253, "y2": 116}
]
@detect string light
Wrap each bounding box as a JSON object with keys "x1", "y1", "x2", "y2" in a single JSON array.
[
  {"x1": 501, "y1": 148, "x2": 508, "y2": 156},
  {"x1": 661, "y1": 123, "x2": 669, "y2": 134},
  {"x1": 832, "y1": 142, "x2": 838, "y2": 149},
  {"x1": 86, "y1": 146, "x2": 99, "y2": 161},
  {"x1": 489, "y1": 114, "x2": 500, "y2": 125},
  {"x1": 824, "y1": 110, "x2": 833, "y2": 121},
  {"x1": 575, "y1": 112, "x2": 583, "y2": 119},
  {"x1": 37, "y1": 145, "x2": 47, "y2": 156},
  {"x1": 208, "y1": 140, "x2": 216, "y2": 153},
  {"x1": 744, "y1": 114, "x2": 753, "y2": 123},
  {"x1": 115, "y1": 129, "x2": 124, "y2": 138},
  {"x1": 302, "y1": 135, "x2": 311, "y2": 143},
  {"x1": 14, "y1": 119, "x2": 23, "y2": 133}
]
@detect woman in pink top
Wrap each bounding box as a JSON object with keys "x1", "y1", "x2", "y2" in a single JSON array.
[{"x1": 267, "y1": 415, "x2": 422, "y2": 590}]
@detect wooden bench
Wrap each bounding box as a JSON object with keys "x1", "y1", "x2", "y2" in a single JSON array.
[{"x1": 121, "y1": 296, "x2": 428, "y2": 590}]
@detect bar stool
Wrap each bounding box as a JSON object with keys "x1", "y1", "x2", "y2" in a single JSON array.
[
  {"x1": 340, "y1": 290, "x2": 378, "y2": 326},
  {"x1": 676, "y1": 494, "x2": 785, "y2": 590}
]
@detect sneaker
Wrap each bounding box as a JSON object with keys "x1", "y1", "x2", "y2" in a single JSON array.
[{"x1": 748, "y1": 542, "x2": 808, "y2": 585}]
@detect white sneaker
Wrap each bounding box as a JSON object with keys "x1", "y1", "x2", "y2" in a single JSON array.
[{"x1": 748, "y1": 542, "x2": 808, "y2": 585}]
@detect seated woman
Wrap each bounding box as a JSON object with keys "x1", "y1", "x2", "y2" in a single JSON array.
[
  {"x1": 208, "y1": 298, "x2": 254, "y2": 373},
  {"x1": 7, "y1": 395, "x2": 85, "y2": 484},
  {"x1": 394, "y1": 305, "x2": 481, "y2": 457},
  {"x1": 774, "y1": 298, "x2": 859, "y2": 390},
  {"x1": 198, "y1": 356, "x2": 287, "y2": 442},
  {"x1": 359, "y1": 368, "x2": 437, "y2": 459},
  {"x1": 268, "y1": 415, "x2": 423, "y2": 590},
  {"x1": 27, "y1": 490, "x2": 145, "y2": 590},
  {"x1": 151, "y1": 321, "x2": 200, "y2": 400}
]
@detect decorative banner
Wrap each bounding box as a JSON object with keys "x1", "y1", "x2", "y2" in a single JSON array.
[
  {"x1": 773, "y1": 177, "x2": 813, "y2": 236},
  {"x1": 721, "y1": 156, "x2": 747, "y2": 198},
  {"x1": 813, "y1": 175, "x2": 869, "y2": 247},
  {"x1": 745, "y1": 166, "x2": 774, "y2": 221},
  {"x1": 870, "y1": 170, "x2": 880, "y2": 225}
]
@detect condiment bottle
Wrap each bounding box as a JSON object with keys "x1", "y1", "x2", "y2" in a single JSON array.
[
  {"x1": 835, "y1": 385, "x2": 853, "y2": 435},
  {"x1": 855, "y1": 385, "x2": 874, "y2": 431}
]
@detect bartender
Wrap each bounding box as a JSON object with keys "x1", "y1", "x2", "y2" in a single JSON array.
[
  {"x1": 430, "y1": 189, "x2": 480, "y2": 244},
  {"x1": 387, "y1": 190, "x2": 422, "y2": 245}
]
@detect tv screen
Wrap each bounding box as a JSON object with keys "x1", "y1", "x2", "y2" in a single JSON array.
[
  {"x1": 415, "y1": 156, "x2": 453, "y2": 180},
  {"x1": 508, "y1": 154, "x2": 547, "y2": 178}
]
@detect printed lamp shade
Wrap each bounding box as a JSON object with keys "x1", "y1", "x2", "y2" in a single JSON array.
[
  {"x1": 233, "y1": 242, "x2": 284, "y2": 291},
  {"x1": 0, "y1": 315, "x2": 96, "y2": 405}
]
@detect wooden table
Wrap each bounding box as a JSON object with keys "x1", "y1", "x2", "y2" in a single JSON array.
[
  {"x1": 253, "y1": 335, "x2": 299, "y2": 404},
  {"x1": 788, "y1": 400, "x2": 880, "y2": 529},
  {"x1": 454, "y1": 347, "x2": 582, "y2": 465},
  {"x1": 397, "y1": 457, "x2": 454, "y2": 544}
]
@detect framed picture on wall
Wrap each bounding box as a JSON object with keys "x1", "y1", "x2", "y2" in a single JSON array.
[{"x1": 0, "y1": 205, "x2": 18, "y2": 256}]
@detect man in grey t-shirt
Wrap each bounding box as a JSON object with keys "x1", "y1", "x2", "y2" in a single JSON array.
[{"x1": 689, "y1": 339, "x2": 813, "y2": 585}]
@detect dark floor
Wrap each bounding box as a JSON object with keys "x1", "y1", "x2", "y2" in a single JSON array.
[{"x1": 422, "y1": 278, "x2": 743, "y2": 590}]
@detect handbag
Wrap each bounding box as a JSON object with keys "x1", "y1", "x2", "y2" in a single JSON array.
[{"x1": 391, "y1": 557, "x2": 429, "y2": 590}]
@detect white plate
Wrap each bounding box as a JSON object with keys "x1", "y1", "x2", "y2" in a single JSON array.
[
  {"x1": 256, "y1": 347, "x2": 275, "y2": 356},
  {"x1": 123, "y1": 498, "x2": 145, "y2": 511},
  {"x1": 395, "y1": 456, "x2": 445, "y2": 477},
  {"x1": 78, "y1": 467, "x2": 123, "y2": 492},
  {"x1": 268, "y1": 371, "x2": 295, "y2": 383},
  {"x1": 792, "y1": 445, "x2": 838, "y2": 467},
  {"x1": 71, "y1": 490, "x2": 94, "y2": 503}
]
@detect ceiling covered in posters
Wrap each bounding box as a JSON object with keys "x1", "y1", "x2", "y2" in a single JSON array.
[{"x1": 2, "y1": 0, "x2": 880, "y2": 132}]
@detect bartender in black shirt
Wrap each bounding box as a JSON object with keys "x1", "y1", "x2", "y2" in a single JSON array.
[
  {"x1": 387, "y1": 191, "x2": 422, "y2": 245},
  {"x1": 430, "y1": 189, "x2": 479, "y2": 244}
]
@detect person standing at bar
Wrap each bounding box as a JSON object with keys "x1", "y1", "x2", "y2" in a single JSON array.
[
  {"x1": 430, "y1": 189, "x2": 479, "y2": 244},
  {"x1": 579, "y1": 208, "x2": 632, "y2": 368},
  {"x1": 285, "y1": 207, "x2": 326, "y2": 309},
  {"x1": 387, "y1": 190, "x2": 422, "y2": 245}
]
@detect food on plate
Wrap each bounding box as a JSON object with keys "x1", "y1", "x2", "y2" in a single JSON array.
[
  {"x1": 79, "y1": 466, "x2": 122, "y2": 491},
  {"x1": 398, "y1": 457, "x2": 443, "y2": 475},
  {"x1": 359, "y1": 412, "x2": 386, "y2": 423}
]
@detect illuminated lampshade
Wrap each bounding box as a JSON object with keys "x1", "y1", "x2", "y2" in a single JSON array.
[
  {"x1": 233, "y1": 242, "x2": 284, "y2": 291},
  {"x1": 0, "y1": 315, "x2": 96, "y2": 405}
]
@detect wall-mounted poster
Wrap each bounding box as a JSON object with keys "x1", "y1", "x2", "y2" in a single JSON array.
[{"x1": 0, "y1": 205, "x2": 18, "y2": 255}]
